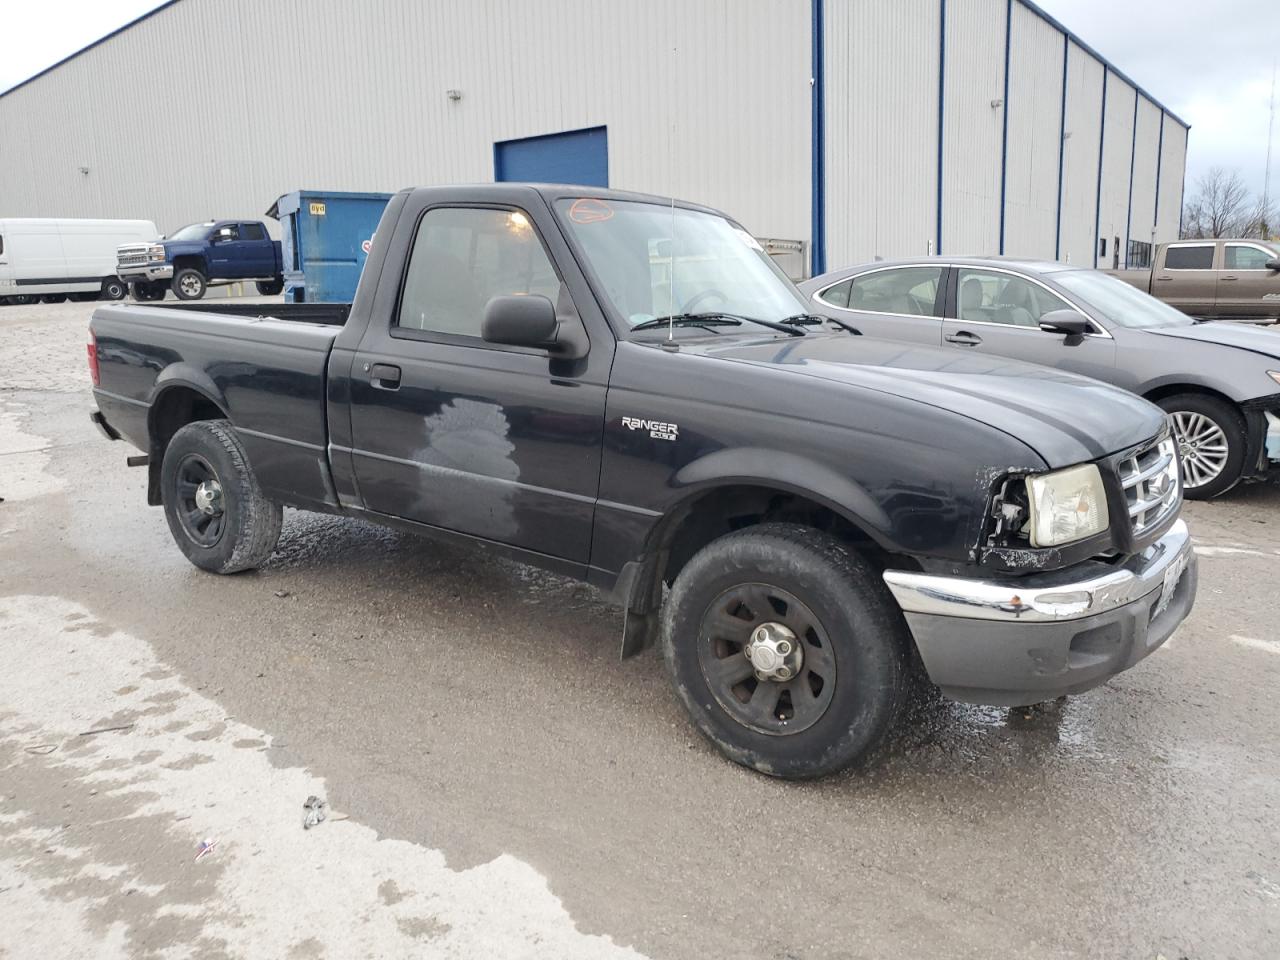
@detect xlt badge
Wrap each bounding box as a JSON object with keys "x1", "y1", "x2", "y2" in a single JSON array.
[{"x1": 622, "y1": 416, "x2": 678, "y2": 441}]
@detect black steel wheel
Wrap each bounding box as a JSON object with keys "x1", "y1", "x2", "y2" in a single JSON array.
[
  {"x1": 101, "y1": 277, "x2": 127, "y2": 300},
  {"x1": 663, "y1": 522, "x2": 908, "y2": 779},
  {"x1": 256, "y1": 278, "x2": 284, "y2": 296},
  {"x1": 698, "y1": 583, "x2": 836, "y2": 735},
  {"x1": 161, "y1": 419, "x2": 282, "y2": 573}
]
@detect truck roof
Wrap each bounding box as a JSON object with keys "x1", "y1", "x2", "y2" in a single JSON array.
[{"x1": 396, "y1": 182, "x2": 731, "y2": 219}]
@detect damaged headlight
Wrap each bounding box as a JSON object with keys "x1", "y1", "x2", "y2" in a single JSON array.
[
  {"x1": 1025, "y1": 463, "x2": 1109, "y2": 547},
  {"x1": 148, "y1": 244, "x2": 166, "y2": 262}
]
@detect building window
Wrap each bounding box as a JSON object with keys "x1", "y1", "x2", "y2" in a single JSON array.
[
  {"x1": 1099, "y1": 237, "x2": 1107, "y2": 260},
  {"x1": 1127, "y1": 240, "x2": 1152, "y2": 269}
]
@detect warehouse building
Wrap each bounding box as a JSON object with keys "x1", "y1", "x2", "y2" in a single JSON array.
[{"x1": 0, "y1": 0, "x2": 1187, "y2": 278}]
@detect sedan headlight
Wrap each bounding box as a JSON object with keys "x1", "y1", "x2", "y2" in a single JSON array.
[
  {"x1": 148, "y1": 244, "x2": 166, "y2": 262},
  {"x1": 1025, "y1": 463, "x2": 1109, "y2": 547}
]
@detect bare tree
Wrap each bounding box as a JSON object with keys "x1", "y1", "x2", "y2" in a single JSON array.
[{"x1": 1181, "y1": 167, "x2": 1276, "y2": 239}]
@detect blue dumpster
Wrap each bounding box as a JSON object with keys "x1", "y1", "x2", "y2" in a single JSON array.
[{"x1": 266, "y1": 190, "x2": 392, "y2": 302}]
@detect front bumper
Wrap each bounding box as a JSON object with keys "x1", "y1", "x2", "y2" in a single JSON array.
[
  {"x1": 117, "y1": 263, "x2": 173, "y2": 282},
  {"x1": 883, "y1": 519, "x2": 1196, "y2": 705}
]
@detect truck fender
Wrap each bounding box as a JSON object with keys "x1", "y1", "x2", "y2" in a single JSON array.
[{"x1": 143, "y1": 366, "x2": 230, "y2": 504}]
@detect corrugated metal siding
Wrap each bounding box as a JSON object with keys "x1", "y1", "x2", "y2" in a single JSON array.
[
  {"x1": 1057, "y1": 41, "x2": 1104, "y2": 266},
  {"x1": 1096, "y1": 76, "x2": 1136, "y2": 268},
  {"x1": 941, "y1": 0, "x2": 1006, "y2": 255},
  {"x1": 1126, "y1": 96, "x2": 1162, "y2": 262},
  {"x1": 1156, "y1": 118, "x2": 1188, "y2": 242},
  {"x1": 1002, "y1": 2, "x2": 1063, "y2": 260},
  {"x1": 0, "y1": 0, "x2": 810, "y2": 244},
  {"x1": 822, "y1": 0, "x2": 940, "y2": 266}
]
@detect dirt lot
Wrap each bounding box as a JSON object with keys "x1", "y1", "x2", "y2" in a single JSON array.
[{"x1": 2, "y1": 299, "x2": 1278, "y2": 959}]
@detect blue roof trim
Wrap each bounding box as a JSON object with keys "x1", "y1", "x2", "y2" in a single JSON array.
[
  {"x1": 935, "y1": 0, "x2": 947, "y2": 256},
  {"x1": 1017, "y1": 0, "x2": 1188, "y2": 130},
  {"x1": 1094, "y1": 69, "x2": 1108, "y2": 267},
  {"x1": 1153, "y1": 111, "x2": 1165, "y2": 225},
  {"x1": 0, "y1": 1, "x2": 180, "y2": 99},
  {"x1": 1124, "y1": 90, "x2": 1139, "y2": 267},
  {"x1": 810, "y1": 0, "x2": 826, "y2": 276},
  {"x1": 997, "y1": 0, "x2": 1012, "y2": 256},
  {"x1": 1054, "y1": 32, "x2": 1068, "y2": 261}
]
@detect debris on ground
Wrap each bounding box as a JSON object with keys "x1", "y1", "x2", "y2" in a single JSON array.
[
  {"x1": 303, "y1": 795, "x2": 327, "y2": 830},
  {"x1": 194, "y1": 838, "x2": 218, "y2": 862},
  {"x1": 24, "y1": 744, "x2": 58, "y2": 755},
  {"x1": 78, "y1": 723, "x2": 135, "y2": 738},
  {"x1": 274, "y1": 590, "x2": 291, "y2": 598}
]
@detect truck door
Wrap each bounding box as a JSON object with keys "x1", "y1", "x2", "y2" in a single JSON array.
[
  {"x1": 346, "y1": 201, "x2": 608, "y2": 564},
  {"x1": 1154, "y1": 242, "x2": 1218, "y2": 317},
  {"x1": 1219, "y1": 242, "x2": 1280, "y2": 320},
  {"x1": 941, "y1": 267, "x2": 1115, "y2": 381},
  {"x1": 207, "y1": 223, "x2": 240, "y2": 278},
  {"x1": 238, "y1": 222, "x2": 276, "y2": 277}
]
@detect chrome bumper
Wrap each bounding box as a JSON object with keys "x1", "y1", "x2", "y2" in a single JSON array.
[
  {"x1": 883, "y1": 519, "x2": 1192, "y2": 623},
  {"x1": 117, "y1": 263, "x2": 173, "y2": 282}
]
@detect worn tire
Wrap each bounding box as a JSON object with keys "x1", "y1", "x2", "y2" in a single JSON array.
[
  {"x1": 100, "y1": 277, "x2": 127, "y2": 301},
  {"x1": 661, "y1": 522, "x2": 908, "y2": 779},
  {"x1": 255, "y1": 278, "x2": 284, "y2": 296},
  {"x1": 1157, "y1": 393, "x2": 1247, "y2": 500},
  {"x1": 131, "y1": 282, "x2": 164, "y2": 302},
  {"x1": 172, "y1": 267, "x2": 207, "y2": 300},
  {"x1": 160, "y1": 419, "x2": 282, "y2": 574},
  {"x1": 40, "y1": 294, "x2": 68, "y2": 304}
]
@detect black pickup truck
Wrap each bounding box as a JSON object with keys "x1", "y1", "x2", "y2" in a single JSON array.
[{"x1": 89, "y1": 184, "x2": 1196, "y2": 778}]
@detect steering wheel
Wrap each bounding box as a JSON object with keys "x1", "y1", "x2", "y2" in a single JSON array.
[{"x1": 681, "y1": 288, "x2": 728, "y2": 313}]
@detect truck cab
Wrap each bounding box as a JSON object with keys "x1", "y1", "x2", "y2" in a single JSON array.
[
  {"x1": 117, "y1": 219, "x2": 284, "y2": 302},
  {"x1": 1110, "y1": 239, "x2": 1280, "y2": 322}
]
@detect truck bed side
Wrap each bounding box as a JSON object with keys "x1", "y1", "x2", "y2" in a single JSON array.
[{"x1": 90, "y1": 303, "x2": 341, "y2": 510}]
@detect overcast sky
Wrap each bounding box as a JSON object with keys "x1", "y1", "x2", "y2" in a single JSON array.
[{"x1": 0, "y1": 0, "x2": 1275, "y2": 204}]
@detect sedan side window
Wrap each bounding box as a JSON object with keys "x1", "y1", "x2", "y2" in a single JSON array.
[
  {"x1": 397, "y1": 207, "x2": 561, "y2": 338},
  {"x1": 956, "y1": 270, "x2": 1070, "y2": 328},
  {"x1": 1224, "y1": 244, "x2": 1275, "y2": 270},
  {"x1": 843, "y1": 266, "x2": 942, "y2": 317},
  {"x1": 816, "y1": 279, "x2": 852, "y2": 308},
  {"x1": 1164, "y1": 245, "x2": 1214, "y2": 270}
]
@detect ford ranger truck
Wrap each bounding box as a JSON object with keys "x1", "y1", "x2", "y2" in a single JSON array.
[
  {"x1": 1106, "y1": 238, "x2": 1280, "y2": 323},
  {"x1": 116, "y1": 219, "x2": 284, "y2": 302},
  {"x1": 88, "y1": 185, "x2": 1197, "y2": 779}
]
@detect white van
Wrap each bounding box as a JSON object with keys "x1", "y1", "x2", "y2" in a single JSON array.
[{"x1": 0, "y1": 218, "x2": 159, "y2": 304}]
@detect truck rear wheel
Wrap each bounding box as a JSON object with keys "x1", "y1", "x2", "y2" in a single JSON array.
[
  {"x1": 131, "y1": 282, "x2": 165, "y2": 302},
  {"x1": 1157, "y1": 393, "x2": 1246, "y2": 499},
  {"x1": 172, "y1": 268, "x2": 208, "y2": 300},
  {"x1": 256, "y1": 278, "x2": 284, "y2": 296},
  {"x1": 661, "y1": 523, "x2": 907, "y2": 779},
  {"x1": 160, "y1": 419, "x2": 282, "y2": 574}
]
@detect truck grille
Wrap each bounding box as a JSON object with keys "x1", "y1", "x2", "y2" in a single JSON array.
[
  {"x1": 117, "y1": 243, "x2": 150, "y2": 268},
  {"x1": 1118, "y1": 435, "x2": 1180, "y2": 537}
]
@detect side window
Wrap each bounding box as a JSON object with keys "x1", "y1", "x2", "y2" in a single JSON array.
[
  {"x1": 215, "y1": 223, "x2": 240, "y2": 242},
  {"x1": 956, "y1": 270, "x2": 1070, "y2": 328},
  {"x1": 240, "y1": 222, "x2": 266, "y2": 242},
  {"x1": 397, "y1": 207, "x2": 561, "y2": 338},
  {"x1": 1164, "y1": 245, "x2": 1214, "y2": 270},
  {"x1": 817, "y1": 279, "x2": 852, "y2": 308},
  {"x1": 844, "y1": 266, "x2": 942, "y2": 317},
  {"x1": 1225, "y1": 244, "x2": 1275, "y2": 270}
]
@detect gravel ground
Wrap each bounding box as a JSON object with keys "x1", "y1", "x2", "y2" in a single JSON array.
[{"x1": 1, "y1": 298, "x2": 1278, "y2": 959}]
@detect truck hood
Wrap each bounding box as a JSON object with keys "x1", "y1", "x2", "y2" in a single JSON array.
[
  {"x1": 696, "y1": 332, "x2": 1166, "y2": 467},
  {"x1": 1145, "y1": 321, "x2": 1280, "y2": 360}
]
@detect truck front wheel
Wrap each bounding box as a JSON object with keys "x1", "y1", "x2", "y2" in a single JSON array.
[
  {"x1": 172, "y1": 268, "x2": 208, "y2": 300},
  {"x1": 662, "y1": 523, "x2": 907, "y2": 779},
  {"x1": 160, "y1": 419, "x2": 282, "y2": 574}
]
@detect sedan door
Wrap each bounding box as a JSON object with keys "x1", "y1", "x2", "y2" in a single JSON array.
[
  {"x1": 941, "y1": 267, "x2": 1116, "y2": 380},
  {"x1": 808, "y1": 264, "x2": 945, "y2": 344},
  {"x1": 1219, "y1": 242, "x2": 1280, "y2": 320}
]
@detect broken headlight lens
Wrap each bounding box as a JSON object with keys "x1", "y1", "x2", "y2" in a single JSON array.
[{"x1": 1025, "y1": 463, "x2": 1109, "y2": 547}]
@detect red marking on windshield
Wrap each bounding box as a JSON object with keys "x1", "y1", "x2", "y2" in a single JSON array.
[{"x1": 568, "y1": 198, "x2": 613, "y2": 224}]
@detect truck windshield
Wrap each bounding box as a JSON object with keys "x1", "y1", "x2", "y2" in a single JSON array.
[
  {"x1": 554, "y1": 198, "x2": 808, "y2": 331},
  {"x1": 167, "y1": 222, "x2": 214, "y2": 241},
  {"x1": 1055, "y1": 270, "x2": 1196, "y2": 329}
]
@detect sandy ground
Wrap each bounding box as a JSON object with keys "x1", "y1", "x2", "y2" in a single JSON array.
[{"x1": 1, "y1": 298, "x2": 1278, "y2": 959}]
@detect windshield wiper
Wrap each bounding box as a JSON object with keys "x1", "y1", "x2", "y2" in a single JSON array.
[
  {"x1": 779, "y1": 312, "x2": 862, "y2": 335},
  {"x1": 631, "y1": 312, "x2": 806, "y2": 337}
]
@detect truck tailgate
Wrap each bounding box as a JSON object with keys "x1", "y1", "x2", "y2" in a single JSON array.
[{"x1": 90, "y1": 303, "x2": 341, "y2": 509}]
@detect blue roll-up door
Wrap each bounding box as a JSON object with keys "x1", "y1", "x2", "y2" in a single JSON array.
[{"x1": 494, "y1": 126, "x2": 608, "y2": 187}]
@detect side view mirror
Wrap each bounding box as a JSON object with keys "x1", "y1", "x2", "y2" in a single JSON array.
[
  {"x1": 482, "y1": 295, "x2": 558, "y2": 349},
  {"x1": 213, "y1": 229, "x2": 234, "y2": 244},
  {"x1": 1265, "y1": 258, "x2": 1280, "y2": 271},
  {"x1": 1039, "y1": 309, "x2": 1093, "y2": 337}
]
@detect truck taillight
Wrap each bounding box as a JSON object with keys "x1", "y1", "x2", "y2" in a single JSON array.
[{"x1": 87, "y1": 333, "x2": 100, "y2": 386}]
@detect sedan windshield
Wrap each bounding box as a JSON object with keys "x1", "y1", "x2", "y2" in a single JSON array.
[
  {"x1": 167, "y1": 222, "x2": 214, "y2": 241},
  {"x1": 554, "y1": 198, "x2": 808, "y2": 331},
  {"x1": 1055, "y1": 269, "x2": 1196, "y2": 329}
]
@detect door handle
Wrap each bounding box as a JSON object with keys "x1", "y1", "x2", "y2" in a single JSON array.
[
  {"x1": 1221, "y1": 275, "x2": 1239, "y2": 281},
  {"x1": 1155, "y1": 275, "x2": 1173, "y2": 281},
  {"x1": 369, "y1": 362, "x2": 401, "y2": 389},
  {"x1": 945, "y1": 331, "x2": 982, "y2": 346}
]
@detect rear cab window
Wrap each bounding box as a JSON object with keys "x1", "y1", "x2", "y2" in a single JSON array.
[
  {"x1": 240, "y1": 222, "x2": 266, "y2": 242},
  {"x1": 1163, "y1": 245, "x2": 1215, "y2": 270}
]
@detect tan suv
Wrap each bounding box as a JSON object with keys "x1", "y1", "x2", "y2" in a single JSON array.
[{"x1": 1107, "y1": 239, "x2": 1280, "y2": 323}]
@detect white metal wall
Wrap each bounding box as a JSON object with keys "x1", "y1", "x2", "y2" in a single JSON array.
[
  {"x1": 1157, "y1": 119, "x2": 1189, "y2": 241},
  {"x1": 940, "y1": 0, "x2": 1006, "y2": 256},
  {"x1": 1002, "y1": 2, "x2": 1064, "y2": 260},
  {"x1": 1057, "y1": 41, "x2": 1105, "y2": 267},
  {"x1": 822, "y1": 0, "x2": 940, "y2": 266},
  {"x1": 1126, "y1": 96, "x2": 1162, "y2": 262},
  {"x1": 1096, "y1": 77, "x2": 1136, "y2": 268},
  {"x1": 0, "y1": 0, "x2": 811, "y2": 244}
]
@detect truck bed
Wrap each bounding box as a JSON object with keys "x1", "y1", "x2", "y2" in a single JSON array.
[{"x1": 90, "y1": 301, "x2": 344, "y2": 510}]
